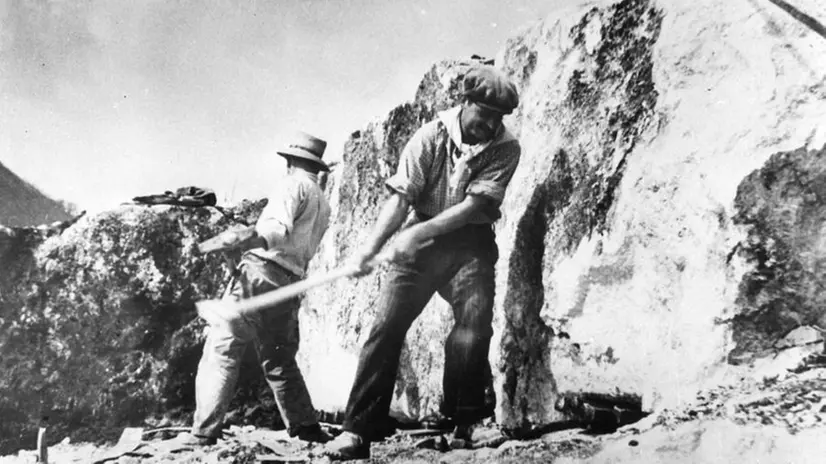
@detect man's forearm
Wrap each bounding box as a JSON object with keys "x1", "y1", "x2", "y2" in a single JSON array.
[
  {"x1": 363, "y1": 193, "x2": 410, "y2": 255},
  {"x1": 409, "y1": 195, "x2": 488, "y2": 241}
]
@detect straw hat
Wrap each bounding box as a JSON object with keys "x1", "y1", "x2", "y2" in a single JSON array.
[{"x1": 277, "y1": 131, "x2": 329, "y2": 171}]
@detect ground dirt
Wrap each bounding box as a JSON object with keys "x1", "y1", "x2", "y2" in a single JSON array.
[{"x1": 3, "y1": 359, "x2": 824, "y2": 464}]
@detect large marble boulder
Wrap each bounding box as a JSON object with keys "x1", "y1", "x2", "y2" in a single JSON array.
[{"x1": 299, "y1": 0, "x2": 826, "y2": 430}]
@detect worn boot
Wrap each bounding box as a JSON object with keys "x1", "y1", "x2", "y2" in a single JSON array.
[
  {"x1": 291, "y1": 423, "x2": 333, "y2": 443},
  {"x1": 449, "y1": 423, "x2": 474, "y2": 449},
  {"x1": 323, "y1": 431, "x2": 370, "y2": 460}
]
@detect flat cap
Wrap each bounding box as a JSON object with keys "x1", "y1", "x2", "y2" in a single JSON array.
[{"x1": 461, "y1": 66, "x2": 519, "y2": 114}]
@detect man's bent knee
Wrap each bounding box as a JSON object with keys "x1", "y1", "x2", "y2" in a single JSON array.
[{"x1": 449, "y1": 326, "x2": 492, "y2": 350}]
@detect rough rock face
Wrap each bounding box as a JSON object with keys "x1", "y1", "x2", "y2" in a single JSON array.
[
  {"x1": 0, "y1": 202, "x2": 265, "y2": 453},
  {"x1": 731, "y1": 146, "x2": 826, "y2": 359},
  {"x1": 493, "y1": 0, "x2": 825, "y2": 428},
  {"x1": 495, "y1": 0, "x2": 665, "y2": 428},
  {"x1": 299, "y1": 0, "x2": 826, "y2": 431}
]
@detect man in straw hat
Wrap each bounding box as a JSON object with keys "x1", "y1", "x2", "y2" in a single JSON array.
[
  {"x1": 325, "y1": 65, "x2": 521, "y2": 460},
  {"x1": 178, "y1": 131, "x2": 333, "y2": 445}
]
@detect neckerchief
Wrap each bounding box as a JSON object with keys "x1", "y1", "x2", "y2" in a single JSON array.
[{"x1": 437, "y1": 106, "x2": 515, "y2": 195}]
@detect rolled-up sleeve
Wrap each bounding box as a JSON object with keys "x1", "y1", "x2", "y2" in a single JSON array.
[
  {"x1": 385, "y1": 122, "x2": 436, "y2": 203},
  {"x1": 256, "y1": 178, "x2": 302, "y2": 249},
  {"x1": 466, "y1": 141, "x2": 521, "y2": 206}
]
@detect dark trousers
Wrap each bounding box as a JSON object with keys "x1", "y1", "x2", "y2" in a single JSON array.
[{"x1": 343, "y1": 222, "x2": 498, "y2": 440}]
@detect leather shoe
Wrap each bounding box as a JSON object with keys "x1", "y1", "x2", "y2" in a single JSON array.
[
  {"x1": 293, "y1": 423, "x2": 333, "y2": 443},
  {"x1": 452, "y1": 423, "x2": 475, "y2": 441}
]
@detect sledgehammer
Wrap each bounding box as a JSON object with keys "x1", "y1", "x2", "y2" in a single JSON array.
[{"x1": 194, "y1": 225, "x2": 431, "y2": 328}]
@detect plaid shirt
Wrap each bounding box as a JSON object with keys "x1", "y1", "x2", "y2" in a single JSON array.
[{"x1": 386, "y1": 106, "x2": 521, "y2": 224}]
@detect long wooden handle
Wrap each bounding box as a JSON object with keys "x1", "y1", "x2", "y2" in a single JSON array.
[
  {"x1": 195, "y1": 256, "x2": 385, "y2": 326},
  {"x1": 195, "y1": 239, "x2": 433, "y2": 326},
  {"x1": 235, "y1": 263, "x2": 362, "y2": 313}
]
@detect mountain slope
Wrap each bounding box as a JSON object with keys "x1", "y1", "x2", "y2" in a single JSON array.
[{"x1": 0, "y1": 161, "x2": 71, "y2": 227}]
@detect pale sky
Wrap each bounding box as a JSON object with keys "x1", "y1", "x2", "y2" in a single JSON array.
[{"x1": 1, "y1": 0, "x2": 566, "y2": 212}]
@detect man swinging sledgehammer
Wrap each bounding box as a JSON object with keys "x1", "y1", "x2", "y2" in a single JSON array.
[{"x1": 177, "y1": 131, "x2": 334, "y2": 446}]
